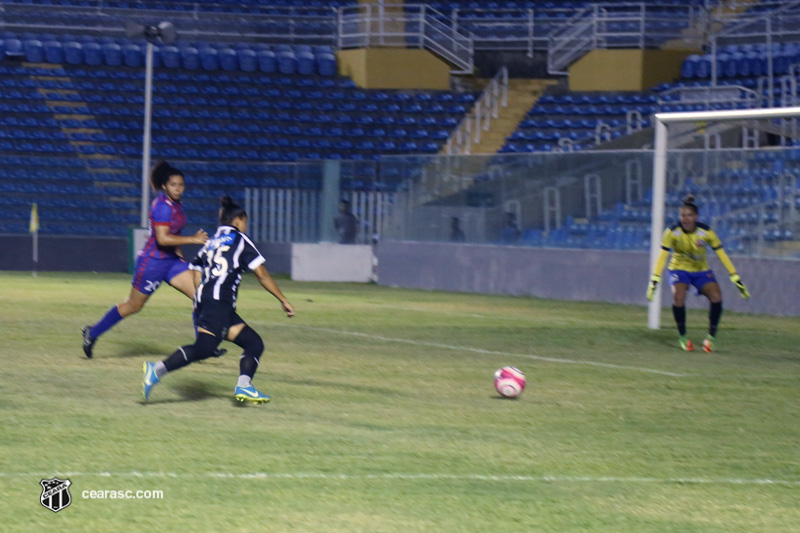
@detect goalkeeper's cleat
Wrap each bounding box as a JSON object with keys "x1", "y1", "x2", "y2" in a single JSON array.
[
  {"x1": 81, "y1": 326, "x2": 96, "y2": 359},
  {"x1": 234, "y1": 385, "x2": 271, "y2": 404},
  {"x1": 703, "y1": 336, "x2": 715, "y2": 353},
  {"x1": 142, "y1": 362, "x2": 160, "y2": 401},
  {"x1": 679, "y1": 335, "x2": 694, "y2": 352}
]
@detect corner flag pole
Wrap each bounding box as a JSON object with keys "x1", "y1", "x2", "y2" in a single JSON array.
[{"x1": 30, "y1": 202, "x2": 39, "y2": 277}]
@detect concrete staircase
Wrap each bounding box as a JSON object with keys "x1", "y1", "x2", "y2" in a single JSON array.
[
  {"x1": 411, "y1": 78, "x2": 554, "y2": 206},
  {"x1": 466, "y1": 78, "x2": 555, "y2": 154}
]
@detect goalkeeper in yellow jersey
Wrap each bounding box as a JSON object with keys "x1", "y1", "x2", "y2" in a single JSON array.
[{"x1": 646, "y1": 195, "x2": 750, "y2": 352}]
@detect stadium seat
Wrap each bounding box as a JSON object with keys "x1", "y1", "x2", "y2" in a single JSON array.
[
  {"x1": 219, "y1": 48, "x2": 238, "y2": 71},
  {"x1": 4, "y1": 38, "x2": 24, "y2": 59},
  {"x1": 181, "y1": 47, "x2": 200, "y2": 70},
  {"x1": 257, "y1": 50, "x2": 276, "y2": 73},
  {"x1": 63, "y1": 42, "x2": 83, "y2": 65},
  {"x1": 238, "y1": 49, "x2": 256, "y2": 72},
  {"x1": 43, "y1": 41, "x2": 63, "y2": 64},
  {"x1": 24, "y1": 40, "x2": 44, "y2": 63},
  {"x1": 122, "y1": 44, "x2": 143, "y2": 67},
  {"x1": 296, "y1": 51, "x2": 315, "y2": 75},
  {"x1": 200, "y1": 47, "x2": 219, "y2": 71},
  {"x1": 83, "y1": 43, "x2": 102, "y2": 66},
  {"x1": 161, "y1": 46, "x2": 180, "y2": 68},
  {"x1": 102, "y1": 43, "x2": 123, "y2": 66},
  {"x1": 277, "y1": 50, "x2": 297, "y2": 74}
]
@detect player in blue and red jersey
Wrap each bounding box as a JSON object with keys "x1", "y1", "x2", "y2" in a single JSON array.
[{"x1": 81, "y1": 161, "x2": 209, "y2": 358}]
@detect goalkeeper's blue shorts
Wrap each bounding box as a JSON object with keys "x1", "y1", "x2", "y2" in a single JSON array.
[{"x1": 668, "y1": 269, "x2": 717, "y2": 295}]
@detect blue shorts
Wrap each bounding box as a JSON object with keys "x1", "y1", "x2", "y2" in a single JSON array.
[
  {"x1": 131, "y1": 255, "x2": 190, "y2": 295},
  {"x1": 668, "y1": 269, "x2": 717, "y2": 295}
]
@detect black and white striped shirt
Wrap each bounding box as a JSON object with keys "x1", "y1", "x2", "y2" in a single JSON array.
[{"x1": 190, "y1": 225, "x2": 265, "y2": 308}]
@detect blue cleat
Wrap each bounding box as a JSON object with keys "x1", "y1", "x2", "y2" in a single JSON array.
[
  {"x1": 234, "y1": 385, "x2": 271, "y2": 405},
  {"x1": 142, "y1": 362, "x2": 160, "y2": 401},
  {"x1": 81, "y1": 325, "x2": 96, "y2": 359}
]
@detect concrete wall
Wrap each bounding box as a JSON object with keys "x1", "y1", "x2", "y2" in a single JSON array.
[
  {"x1": 0, "y1": 235, "x2": 130, "y2": 272},
  {"x1": 0, "y1": 236, "x2": 292, "y2": 275},
  {"x1": 4, "y1": 235, "x2": 797, "y2": 317},
  {"x1": 337, "y1": 48, "x2": 451, "y2": 90},
  {"x1": 376, "y1": 241, "x2": 800, "y2": 316},
  {"x1": 569, "y1": 49, "x2": 696, "y2": 92}
]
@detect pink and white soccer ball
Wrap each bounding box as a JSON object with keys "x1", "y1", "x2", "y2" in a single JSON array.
[{"x1": 494, "y1": 366, "x2": 526, "y2": 398}]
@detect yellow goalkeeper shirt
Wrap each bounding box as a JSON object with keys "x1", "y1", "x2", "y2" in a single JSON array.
[{"x1": 660, "y1": 222, "x2": 722, "y2": 272}]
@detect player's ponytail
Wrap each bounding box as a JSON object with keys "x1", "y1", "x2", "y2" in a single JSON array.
[
  {"x1": 150, "y1": 160, "x2": 183, "y2": 191},
  {"x1": 219, "y1": 195, "x2": 247, "y2": 226},
  {"x1": 682, "y1": 194, "x2": 699, "y2": 214}
]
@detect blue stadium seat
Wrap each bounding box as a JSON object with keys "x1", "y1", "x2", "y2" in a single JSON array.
[
  {"x1": 219, "y1": 48, "x2": 237, "y2": 71},
  {"x1": 123, "y1": 44, "x2": 142, "y2": 67},
  {"x1": 4, "y1": 38, "x2": 24, "y2": 59},
  {"x1": 43, "y1": 41, "x2": 63, "y2": 64},
  {"x1": 277, "y1": 50, "x2": 297, "y2": 74},
  {"x1": 83, "y1": 42, "x2": 102, "y2": 66},
  {"x1": 24, "y1": 40, "x2": 44, "y2": 63},
  {"x1": 161, "y1": 46, "x2": 180, "y2": 68},
  {"x1": 200, "y1": 47, "x2": 219, "y2": 71},
  {"x1": 296, "y1": 51, "x2": 315, "y2": 75},
  {"x1": 238, "y1": 49, "x2": 256, "y2": 72},
  {"x1": 103, "y1": 43, "x2": 122, "y2": 66},
  {"x1": 63, "y1": 42, "x2": 83, "y2": 65},
  {"x1": 182, "y1": 47, "x2": 200, "y2": 70}
]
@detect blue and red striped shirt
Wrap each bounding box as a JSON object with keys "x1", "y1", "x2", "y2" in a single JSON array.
[{"x1": 140, "y1": 192, "x2": 186, "y2": 259}]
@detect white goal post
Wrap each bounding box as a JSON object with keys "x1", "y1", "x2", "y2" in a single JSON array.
[{"x1": 648, "y1": 106, "x2": 800, "y2": 329}]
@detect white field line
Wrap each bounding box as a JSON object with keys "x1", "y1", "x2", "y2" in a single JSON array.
[
  {"x1": 297, "y1": 326, "x2": 687, "y2": 378},
  {"x1": 2, "y1": 471, "x2": 798, "y2": 486}
]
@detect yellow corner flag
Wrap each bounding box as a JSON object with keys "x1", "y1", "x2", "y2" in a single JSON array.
[{"x1": 29, "y1": 203, "x2": 39, "y2": 233}]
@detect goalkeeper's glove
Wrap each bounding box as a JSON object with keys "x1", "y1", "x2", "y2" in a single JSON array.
[
  {"x1": 730, "y1": 273, "x2": 750, "y2": 299},
  {"x1": 646, "y1": 274, "x2": 660, "y2": 301}
]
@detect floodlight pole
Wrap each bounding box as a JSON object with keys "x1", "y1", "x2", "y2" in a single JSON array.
[
  {"x1": 140, "y1": 40, "x2": 154, "y2": 228},
  {"x1": 648, "y1": 106, "x2": 800, "y2": 329}
]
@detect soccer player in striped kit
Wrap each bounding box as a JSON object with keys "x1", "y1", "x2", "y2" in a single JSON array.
[
  {"x1": 82, "y1": 161, "x2": 209, "y2": 358},
  {"x1": 142, "y1": 195, "x2": 294, "y2": 404},
  {"x1": 647, "y1": 195, "x2": 750, "y2": 352}
]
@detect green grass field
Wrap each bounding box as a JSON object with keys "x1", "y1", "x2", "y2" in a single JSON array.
[{"x1": 1, "y1": 271, "x2": 798, "y2": 532}]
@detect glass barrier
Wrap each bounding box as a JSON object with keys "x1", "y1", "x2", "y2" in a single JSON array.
[{"x1": 2, "y1": 148, "x2": 799, "y2": 259}]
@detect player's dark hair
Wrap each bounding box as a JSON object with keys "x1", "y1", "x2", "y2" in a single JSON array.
[
  {"x1": 150, "y1": 160, "x2": 184, "y2": 191},
  {"x1": 219, "y1": 195, "x2": 247, "y2": 226},
  {"x1": 682, "y1": 194, "x2": 699, "y2": 214}
]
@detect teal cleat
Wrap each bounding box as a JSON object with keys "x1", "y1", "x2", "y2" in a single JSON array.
[
  {"x1": 234, "y1": 385, "x2": 271, "y2": 405},
  {"x1": 142, "y1": 362, "x2": 160, "y2": 401}
]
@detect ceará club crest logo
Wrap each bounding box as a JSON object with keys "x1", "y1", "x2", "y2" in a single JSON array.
[{"x1": 40, "y1": 477, "x2": 72, "y2": 513}]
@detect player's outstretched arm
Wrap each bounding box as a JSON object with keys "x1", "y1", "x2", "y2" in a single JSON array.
[
  {"x1": 253, "y1": 264, "x2": 295, "y2": 317},
  {"x1": 154, "y1": 225, "x2": 208, "y2": 247},
  {"x1": 715, "y1": 247, "x2": 750, "y2": 299}
]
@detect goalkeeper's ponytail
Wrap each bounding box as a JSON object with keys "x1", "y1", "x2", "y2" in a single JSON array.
[{"x1": 682, "y1": 194, "x2": 699, "y2": 214}]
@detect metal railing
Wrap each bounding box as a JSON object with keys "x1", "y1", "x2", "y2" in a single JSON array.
[
  {"x1": 336, "y1": 4, "x2": 473, "y2": 75},
  {"x1": 657, "y1": 84, "x2": 760, "y2": 109},
  {"x1": 445, "y1": 66, "x2": 508, "y2": 155},
  {"x1": 548, "y1": 2, "x2": 707, "y2": 75},
  {"x1": 0, "y1": 2, "x2": 339, "y2": 45},
  {"x1": 710, "y1": 3, "x2": 800, "y2": 106}
]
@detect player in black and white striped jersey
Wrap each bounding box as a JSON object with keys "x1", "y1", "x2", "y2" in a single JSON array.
[{"x1": 142, "y1": 195, "x2": 294, "y2": 404}]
